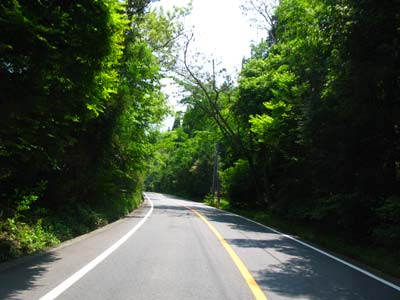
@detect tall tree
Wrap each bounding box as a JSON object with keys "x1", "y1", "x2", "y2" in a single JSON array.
[{"x1": 0, "y1": 0, "x2": 126, "y2": 212}]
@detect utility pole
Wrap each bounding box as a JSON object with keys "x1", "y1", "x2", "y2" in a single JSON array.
[{"x1": 211, "y1": 143, "x2": 220, "y2": 208}]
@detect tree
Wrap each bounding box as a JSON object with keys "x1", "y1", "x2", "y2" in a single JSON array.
[
  {"x1": 146, "y1": 127, "x2": 216, "y2": 199},
  {"x1": 0, "y1": 0, "x2": 187, "y2": 259},
  {"x1": 0, "y1": 0, "x2": 126, "y2": 212},
  {"x1": 173, "y1": 34, "x2": 267, "y2": 205}
]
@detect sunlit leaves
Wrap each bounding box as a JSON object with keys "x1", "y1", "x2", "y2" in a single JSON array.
[{"x1": 250, "y1": 100, "x2": 292, "y2": 144}]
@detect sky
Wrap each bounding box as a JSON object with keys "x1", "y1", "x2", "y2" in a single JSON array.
[
  {"x1": 152, "y1": 0, "x2": 267, "y2": 129},
  {"x1": 155, "y1": 0, "x2": 263, "y2": 72}
]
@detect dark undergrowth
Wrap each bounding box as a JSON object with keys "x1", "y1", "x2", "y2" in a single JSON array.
[{"x1": 0, "y1": 191, "x2": 143, "y2": 262}]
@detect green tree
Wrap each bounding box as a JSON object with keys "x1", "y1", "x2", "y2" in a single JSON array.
[
  {"x1": 0, "y1": 0, "x2": 126, "y2": 212},
  {"x1": 147, "y1": 127, "x2": 216, "y2": 199},
  {"x1": 0, "y1": 0, "x2": 186, "y2": 260},
  {"x1": 236, "y1": 0, "x2": 400, "y2": 243}
]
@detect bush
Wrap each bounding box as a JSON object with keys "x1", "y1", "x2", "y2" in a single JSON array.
[
  {"x1": 308, "y1": 192, "x2": 376, "y2": 239},
  {"x1": 220, "y1": 159, "x2": 257, "y2": 208},
  {"x1": 373, "y1": 195, "x2": 400, "y2": 247},
  {"x1": 0, "y1": 218, "x2": 59, "y2": 261}
]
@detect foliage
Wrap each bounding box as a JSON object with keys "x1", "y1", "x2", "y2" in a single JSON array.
[
  {"x1": 0, "y1": 0, "x2": 183, "y2": 260},
  {"x1": 146, "y1": 126, "x2": 216, "y2": 199},
  {"x1": 220, "y1": 159, "x2": 257, "y2": 208},
  {"x1": 224, "y1": 0, "x2": 400, "y2": 248},
  {"x1": 204, "y1": 194, "x2": 230, "y2": 210},
  {"x1": 0, "y1": 218, "x2": 59, "y2": 261},
  {"x1": 0, "y1": 0, "x2": 127, "y2": 212},
  {"x1": 374, "y1": 196, "x2": 400, "y2": 247}
]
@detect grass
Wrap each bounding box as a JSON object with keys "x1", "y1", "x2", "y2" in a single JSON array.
[
  {"x1": 204, "y1": 194, "x2": 230, "y2": 210},
  {"x1": 205, "y1": 197, "x2": 400, "y2": 280}
]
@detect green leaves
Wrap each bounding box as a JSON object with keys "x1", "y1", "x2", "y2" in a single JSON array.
[
  {"x1": 0, "y1": 0, "x2": 177, "y2": 259},
  {"x1": 250, "y1": 101, "x2": 292, "y2": 143},
  {"x1": 146, "y1": 125, "x2": 217, "y2": 199}
]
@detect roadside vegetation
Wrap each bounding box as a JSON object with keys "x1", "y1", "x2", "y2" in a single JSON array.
[
  {"x1": 0, "y1": 0, "x2": 185, "y2": 261},
  {"x1": 146, "y1": 0, "x2": 400, "y2": 278}
]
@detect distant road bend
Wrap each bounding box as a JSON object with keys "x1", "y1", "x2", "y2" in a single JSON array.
[{"x1": 0, "y1": 192, "x2": 399, "y2": 300}]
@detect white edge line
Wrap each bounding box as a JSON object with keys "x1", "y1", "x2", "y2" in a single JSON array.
[
  {"x1": 39, "y1": 194, "x2": 154, "y2": 300},
  {"x1": 206, "y1": 205, "x2": 400, "y2": 292}
]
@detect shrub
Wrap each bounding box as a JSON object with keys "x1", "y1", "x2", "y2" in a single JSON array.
[
  {"x1": 0, "y1": 218, "x2": 59, "y2": 261},
  {"x1": 373, "y1": 195, "x2": 400, "y2": 247},
  {"x1": 220, "y1": 159, "x2": 258, "y2": 208}
]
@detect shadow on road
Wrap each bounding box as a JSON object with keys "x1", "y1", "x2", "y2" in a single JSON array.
[
  {"x1": 185, "y1": 204, "x2": 400, "y2": 300},
  {"x1": 195, "y1": 206, "x2": 270, "y2": 233},
  {"x1": 227, "y1": 237, "x2": 369, "y2": 300},
  {"x1": 0, "y1": 252, "x2": 59, "y2": 300},
  {"x1": 154, "y1": 204, "x2": 193, "y2": 218},
  {"x1": 254, "y1": 260, "x2": 371, "y2": 300}
]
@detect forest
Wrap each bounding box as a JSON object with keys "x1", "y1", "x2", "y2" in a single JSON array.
[
  {"x1": 1, "y1": 0, "x2": 399, "y2": 276},
  {"x1": 0, "y1": 0, "x2": 186, "y2": 260}
]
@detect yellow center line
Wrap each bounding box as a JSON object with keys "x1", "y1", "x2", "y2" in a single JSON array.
[{"x1": 185, "y1": 206, "x2": 268, "y2": 300}]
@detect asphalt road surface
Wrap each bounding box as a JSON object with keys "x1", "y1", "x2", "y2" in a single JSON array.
[{"x1": 0, "y1": 192, "x2": 399, "y2": 300}]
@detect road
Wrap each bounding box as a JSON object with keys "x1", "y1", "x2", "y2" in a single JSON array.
[{"x1": 0, "y1": 192, "x2": 399, "y2": 300}]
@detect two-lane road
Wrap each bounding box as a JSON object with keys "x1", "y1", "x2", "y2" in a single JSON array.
[{"x1": 0, "y1": 192, "x2": 399, "y2": 299}]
